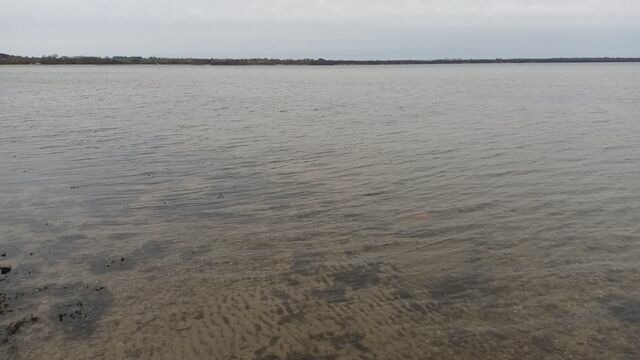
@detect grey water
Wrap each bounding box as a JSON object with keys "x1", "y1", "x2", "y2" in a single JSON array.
[{"x1": 1, "y1": 64, "x2": 639, "y2": 359}]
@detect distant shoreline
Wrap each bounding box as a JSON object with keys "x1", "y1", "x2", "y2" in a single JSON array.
[{"x1": 1, "y1": 53, "x2": 639, "y2": 65}]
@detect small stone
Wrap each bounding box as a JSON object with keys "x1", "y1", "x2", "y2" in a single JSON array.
[{"x1": 0, "y1": 266, "x2": 10, "y2": 275}]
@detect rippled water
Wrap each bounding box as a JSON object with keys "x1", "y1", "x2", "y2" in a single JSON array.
[{"x1": 1, "y1": 64, "x2": 640, "y2": 359}]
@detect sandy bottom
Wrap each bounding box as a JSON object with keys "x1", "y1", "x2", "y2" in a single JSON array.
[{"x1": 3, "y1": 223, "x2": 640, "y2": 360}]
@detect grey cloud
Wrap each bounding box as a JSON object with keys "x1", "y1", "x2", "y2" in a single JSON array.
[{"x1": 1, "y1": 0, "x2": 639, "y2": 58}]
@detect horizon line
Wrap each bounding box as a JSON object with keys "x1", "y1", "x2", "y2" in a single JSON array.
[{"x1": 2, "y1": 53, "x2": 640, "y2": 65}]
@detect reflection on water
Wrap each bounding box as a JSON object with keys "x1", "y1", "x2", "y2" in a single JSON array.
[{"x1": 1, "y1": 64, "x2": 640, "y2": 359}]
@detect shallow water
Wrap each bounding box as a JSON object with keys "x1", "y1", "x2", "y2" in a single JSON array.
[{"x1": 1, "y1": 64, "x2": 640, "y2": 359}]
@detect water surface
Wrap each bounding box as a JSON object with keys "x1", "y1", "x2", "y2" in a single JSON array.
[{"x1": 1, "y1": 64, "x2": 640, "y2": 359}]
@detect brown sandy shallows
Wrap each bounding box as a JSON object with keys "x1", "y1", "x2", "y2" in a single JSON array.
[{"x1": 3, "y1": 229, "x2": 640, "y2": 360}]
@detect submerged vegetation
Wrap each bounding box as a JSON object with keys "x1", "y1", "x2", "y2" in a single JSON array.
[{"x1": 1, "y1": 53, "x2": 639, "y2": 65}]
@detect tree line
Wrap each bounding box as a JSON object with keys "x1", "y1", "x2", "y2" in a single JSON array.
[{"x1": 1, "y1": 53, "x2": 639, "y2": 65}]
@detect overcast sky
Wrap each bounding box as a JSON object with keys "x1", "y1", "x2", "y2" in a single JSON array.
[{"x1": 1, "y1": 0, "x2": 639, "y2": 59}]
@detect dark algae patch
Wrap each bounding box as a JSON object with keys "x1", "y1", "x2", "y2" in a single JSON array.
[
  {"x1": 427, "y1": 272, "x2": 482, "y2": 302},
  {"x1": 1, "y1": 315, "x2": 39, "y2": 358},
  {"x1": 49, "y1": 283, "x2": 112, "y2": 337},
  {"x1": 0, "y1": 279, "x2": 111, "y2": 354},
  {"x1": 256, "y1": 353, "x2": 338, "y2": 360},
  {"x1": 331, "y1": 263, "x2": 381, "y2": 290},
  {"x1": 0, "y1": 293, "x2": 9, "y2": 315},
  {"x1": 4, "y1": 315, "x2": 38, "y2": 338},
  {"x1": 603, "y1": 296, "x2": 640, "y2": 323},
  {"x1": 88, "y1": 255, "x2": 133, "y2": 274},
  {"x1": 86, "y1": 239, "x2": 177, "y2": 274},
  {"x1": 291, "y1": 252, "x2": 325, "y2": 275},
  {"x1": 310, "y1": 331, "x2": 369, "y2": 353},
  {"x1": 311, "y1": 287, "x2": 348, "y2": 303}
]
